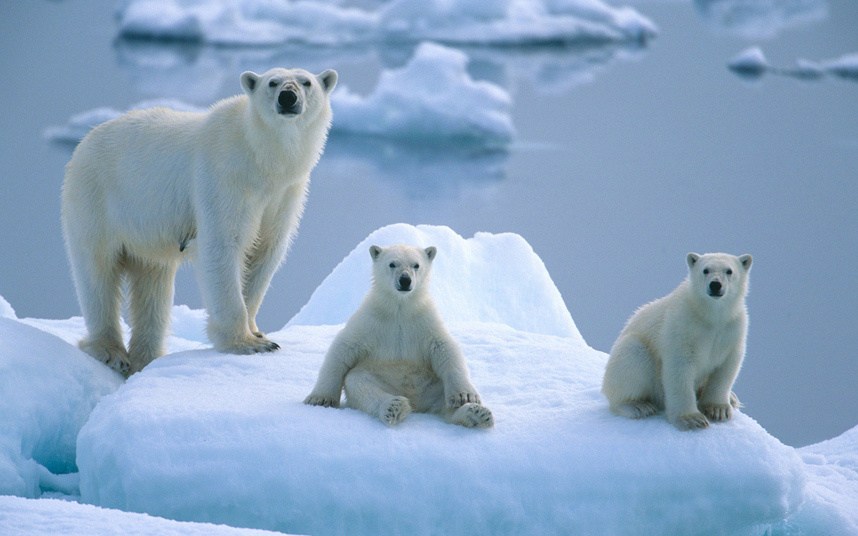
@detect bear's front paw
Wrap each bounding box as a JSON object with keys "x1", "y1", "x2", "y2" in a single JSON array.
[
  {"x1": 304, "y1": 394, "x2": 340, "y2": 408},
  {"x1": 672, "y1": 412, "x2": 710, "y2": 431},
  {"x1": 447, "y1": 392, "x2": 481, "y2": 409},
  {"x1": 700, "y1": 403, "x2": 732, "y2": 422},
  {"x1": 220, "y1": 335, "x2": 280, "y2": 355}
]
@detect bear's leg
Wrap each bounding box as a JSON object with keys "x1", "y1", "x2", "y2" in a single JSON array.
[
  {"x1": 663, "y1": 357, "x2": 709, "y2": 430},
  {"x1": 196, "y1": 225, "x2": 280, "y2": 355},
  {"x1": 448, "y1": 403, "x2": 494, "y2": 429},
  {"x1": 698, "y1": 349, "x2": 743, "y2": 423},
  {"x1": 344, "y1": 368, "x2": 411, "y2": 426},
  {"x1": 602, "y1": 336, "x2": 661, "y2": 419},
  {"x1": 127, "y1": 258, "x2": 178, "y2": 374},
  {"x1": 72, "y1": 251, "x2": 130, "y2": 374}
]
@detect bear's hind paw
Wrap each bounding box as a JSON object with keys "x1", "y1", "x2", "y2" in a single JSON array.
[
  {"x1": 381, "y1": 397, "x2": 411, "y2": 426},
  {"x1": 304, "y1": 394, "x2": 340, "y2": 408},
  {"x1": 447, "y1": 392, "x2": 481, "y2": 409},
  {"x1": 452, "y1": 403, "x2": 494, "y2": 429}
]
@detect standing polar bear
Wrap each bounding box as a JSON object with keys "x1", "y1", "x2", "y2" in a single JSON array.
[
  {"x1": 62, "y1": 67, "x2": 337, "y2": 374},
  {"x1": 304, "y1": 245, "x2": 494, "y2": 429},
  {"x1": 602, "y1": 252, "x2": 752, "y2": 431}
]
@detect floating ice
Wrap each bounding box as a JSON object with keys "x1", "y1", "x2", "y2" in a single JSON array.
[
  {"x1": 728, "y1": 47, "x2": 858, "y2": 83},
  {"x1": 116, "y1": 0, "x2": 657, "y2": 46},
  {"x1": 823, "y1": 53, "x2": 858, "y2": 80},
  {"x1": 696, "y1": 0, "x2": 827, "y2": 40},
  {"x1": 331, "y1": 43, "x2": 514, "y2": 146},
  {"x1": 43, "y1": 99, "x2": 204, "y2": 144},
  {"x1": 727, "y1": 46, "x2": 769, "y2": 77},
  {"x1": 0, "y1": 317, "x2": 123, "y2": 498}
]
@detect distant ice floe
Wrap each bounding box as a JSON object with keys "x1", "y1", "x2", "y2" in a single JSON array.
[
  {"x1": 332, "y1": 43, "x2": 514, "y2": 146},
  {"x1": 695, "y1": 0, "x2": 827, "y2": 40},
  {"x1": 45, "y1": 44, "x2": 514, "y2": 148},
  {"x1": 728, "y1": 47, "x2": 858, "y2": 82},
  {"x1": 115, "y1": 0, "x2": 657, "y2": 46},
  {"x1": 43, "y1": 99, "x2": 204, "y2": 145}
]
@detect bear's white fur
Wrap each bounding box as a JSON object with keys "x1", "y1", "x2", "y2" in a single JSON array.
[
  {"x1": 602, "y1": 252, "x2": 752, "y2": 431},
  {"x1": 62, "y1": 67, "x2": 337, "y2": 374},
  {"x1": 304, "y1": 245, "x2": 493, "y2": 428}
]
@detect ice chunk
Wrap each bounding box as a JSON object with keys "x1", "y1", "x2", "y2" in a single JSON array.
[
  {"x1": 290, "y1": 224, "x2": 579, "y2": 339},
  {"x1": 824, "y1": 53, "x2": 858, "y2": 80},
  {"x1": 331, "y1": 43, "x2": 515, "y2": 146},
  {"x1": 728, "y1": 46, "x2": 769, "y2": 77},
  {"x1": 0, "y1": 316, "x2": 123, "y2": 497},
  {"x1": 44, "y1": 100, "x2": 204, "y2": 144}
]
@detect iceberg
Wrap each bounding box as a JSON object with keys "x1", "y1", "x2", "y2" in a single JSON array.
[
  {"x1": 1, "y1": 224, "x2": 857, "y2": 534},
  {"x1": 115, "y1": 0, "x2": 656, "y2": 46}
]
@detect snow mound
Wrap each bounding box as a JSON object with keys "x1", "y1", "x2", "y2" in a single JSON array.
[
  {"x1": 116, "y1": 0, "x2": 656, "y2": 46},
  {"x1": 0, "y1": 317, "x2": 123, "y2": 498},
  {"x1": 332, "y1": 43, "x2": 514, "y2": 145},
  {"x1": 290, "y1": 224, "x2": 579, "y2": 339},
  {"x1": 0, "y1": 495, "x2": 291, "y2": 536}
]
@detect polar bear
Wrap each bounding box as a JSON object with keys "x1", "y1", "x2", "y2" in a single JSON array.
[
  {"x1": 602, "y1": 252, "x2": 752, "y2": 430},
  {"x1": 304, "y1": 245, "x2": 494, "y2": 428},
  {"x1": 62, "y1": 67, "x2": 337, "y2": 375}
]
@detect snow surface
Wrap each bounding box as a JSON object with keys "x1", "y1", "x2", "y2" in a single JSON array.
[
  {"x1": 115, "y1": 0, "x2": 657, "y2": 46},
  {"x1": 46, "y1": 43, "x2": 514, "y2": 147},
  {"x1": 728, "y1": 47, "x2": 858, "y2": 82},
  {"x1": 2, "y1": 224, "x2": 857, "y2": 535}
]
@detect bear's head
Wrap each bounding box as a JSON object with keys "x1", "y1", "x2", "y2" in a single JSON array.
[
  {"x1": 240, "y1": 67, "x2": 337, "y2": 127},
  {"x1": 370, "y1": 244, "x2": 437, "y2": 298},
  {"x1": 686, "y1": 252, "x2": 752, "y2": 303}
]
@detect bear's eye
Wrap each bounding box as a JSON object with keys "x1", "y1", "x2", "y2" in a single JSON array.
[
  {"x1": 389, "y1": 262, "x2": 396, "y2": 269},
  {"x1": 302, "y1": 80, "x2": 312, "y2": 87},
  {"x1": 413, "y1": 264, "x2": 420, "y2": 270},
  {"x1": 726, "y1": 269, "x2": 733, "y2": 275},
  {"x1": 268, "y1": 80, "x2": 279, "y2": 88},
  {"x1": 703, "y1": 268, "x2": 709, "y2": 275}
]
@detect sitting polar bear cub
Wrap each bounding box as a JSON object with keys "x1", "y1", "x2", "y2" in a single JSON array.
[
  {"x1": 62, "y1": 67, "x2": 337, "y2": 375},
  {"x1": 602, "y1": 252, "x2": 752, "y2": 431},
  {"x1": 305, "y1": 244, "x2": 494, "y2": 429}
]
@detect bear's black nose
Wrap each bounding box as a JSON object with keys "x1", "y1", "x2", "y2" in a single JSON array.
[
  {"x1": 709, "y1": 281, "x2": 723, "y2": 296},
  {"x1": 398, "y1": 274, "x2": 412, "y2": 292},
  {"x1": 278, "y1": 89, "x2": 298, "y2": 108}
]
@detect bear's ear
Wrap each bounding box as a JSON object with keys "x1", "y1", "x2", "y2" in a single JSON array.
[
  {"x1": 369, "y1": 245, "x2": 383, "y2": 260},
  {"x1": 317, "y1": 69, "x2": 338, "y2": 94},
  {"x1": 425, "y1": 247, "x2": 437, "y2": 261},
  {"x1": 240, "y1": 71, "x2": 260, "y2": 94},
  {"x1": 739, "y1": 254, "x2": 753, "y2": 271},
  {"x1": 687, "y1": 252, "x2": 701, "y2": 269}
]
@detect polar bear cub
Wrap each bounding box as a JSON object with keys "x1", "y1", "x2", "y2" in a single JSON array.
[
  {"x1": 602, "y1": 252, "x2": 752, "y2": 431},
  {"x1": 305, "y1": 245, "x2": 493, "y2": 428},
  {"x1": 62, "y1": 67, "x2": 337, "y2": 375}
]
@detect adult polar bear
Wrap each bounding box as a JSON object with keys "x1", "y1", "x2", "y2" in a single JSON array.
[
  {"x1": 602, "y1": 252, "x2": 752, "y2": 431},
  {"x1": 62, "y1": 67, "x2": 337, "y2": 374}
]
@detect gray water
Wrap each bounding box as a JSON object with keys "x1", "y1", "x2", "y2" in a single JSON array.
[{"x1": 1, "y1": 0, "x2": 856, "y2": 448}]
